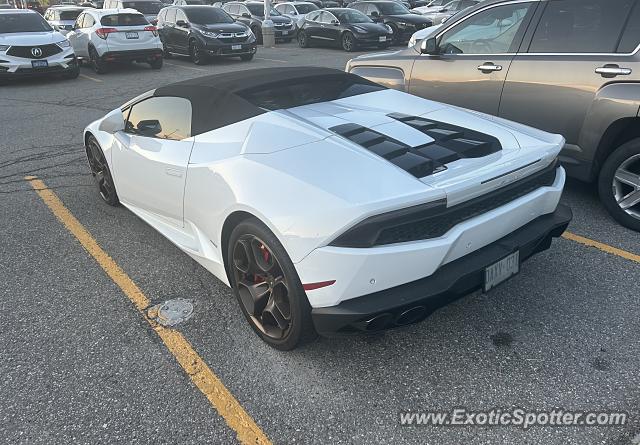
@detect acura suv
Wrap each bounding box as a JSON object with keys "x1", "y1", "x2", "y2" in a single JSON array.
[
  {"x1": 347, "y1": 0, "x2": 640, "y2": 231},
  {"x1": 0, "y1": 9, "x2": 79, "y2": 81}
]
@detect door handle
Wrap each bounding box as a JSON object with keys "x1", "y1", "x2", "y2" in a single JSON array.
[
  {"x1": 595, "y1": 65, "x2": 632, "y2": 77},
  {"x1": 477, "y1": 63, "x2": 502, "y2": 73},
  {"x1": 165, "y1": 167, "x2": 183, "y2": 178}
]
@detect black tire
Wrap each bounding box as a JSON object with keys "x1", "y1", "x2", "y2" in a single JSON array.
[
  {"x1": 597, "y1": 138, "x2": 640, "y2": 231},
  {"x1": 162, "y1": 40, "x2": 172, "y2": 58},
  {"x1": 62, "y1": 63, "x2": 80, "y2": 79},
  {"x1": 89, "y1": 46, "x2": 107, "y2": 74},
  {"x1": 240, "y1": 53, "x2": 254, "y2": 61},
  {"x1": 341, "y1": 31, "x2": 356, "y2": 52},
  {"x1": 298, "y1": 30, "x2": 309, "y2": 48},
  {"x1": 227, "y1": 218, "x2": 317, "y2": 350},
  {"x1": 149, "y1": 57, "x2": 163, "y2": 69},
  {"x1": 189, "y1": 39, "x2": 207, "y2": 65},
  {"x1": 387, "y1": 22, "x2": 399, "y2": 45},
  {"x1": 85, "y1": 135, "x2": 119, "y2": 206},
  {"x1": 252, "y1": 26, "x2": 263, "y2": 45}
]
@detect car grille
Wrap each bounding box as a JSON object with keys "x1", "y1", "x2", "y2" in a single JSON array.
[
  {"x1": 7, "y1": 44, "x2": 62, "y2": 59},
  {"x1": 217, "y1": 32, "x2": 249, "y2": 43},
  {"x1": 375, "y1": 164, "x2": 559, "y2": 246},
  {"x1": 274, "y1": 23, "x2": 293, "y2": 29}
]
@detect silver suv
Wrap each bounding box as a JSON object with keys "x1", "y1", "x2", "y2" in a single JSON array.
[{"x1": 347, "y1": 0, "x2": 640, "y2": 231}]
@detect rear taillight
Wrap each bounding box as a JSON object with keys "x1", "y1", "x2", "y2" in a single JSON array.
[
  {"x1": 95, "y1": 27, "x2": 117, "y2": 39},
  {"x1": 144, "y1": 25, "x2": 158, "y2": 37}
]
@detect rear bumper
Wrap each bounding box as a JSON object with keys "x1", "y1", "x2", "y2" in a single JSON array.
[
  {"x1": 353, "y1": 33, "x2": 393, "y2": 45},
  {"x1": 100, "y1": 49, "x2": 163, "y2": 62},
  {"x1": 311, "y1": 204, "x2": 572, "y2": 336}
]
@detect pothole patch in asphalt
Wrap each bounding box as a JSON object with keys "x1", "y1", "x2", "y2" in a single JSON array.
[{"x1": 148, "y1": 299, "x2": 194, "y2": 327}]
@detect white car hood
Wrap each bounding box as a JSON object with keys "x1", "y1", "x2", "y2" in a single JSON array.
[{"x1": 0, "y1": 31, "x2": 66, "y2": 46}]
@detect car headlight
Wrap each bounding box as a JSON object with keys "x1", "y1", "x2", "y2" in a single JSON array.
[
  {"x1": 56, "y1": 40, "x2": 71, "y2": 48},
  {"x1": 408, "y1": 35, "x2": 416, "y2": 46},
  {"x1": 396, "y1": 22, "x2": 407, "y2": 26},
  {"x1": 246, "y1": 27, "x2": 255, "y2": 38},
  {"x1": 353, "y1": 26, "x2": 368, "y2": 34},
  {"x1": 0, "y1": 44, "x2": 9, "y2": 52},
  {"x1": 385, "y1": 24, "x2": 393, "y2": 33},
  {"x1": 200, "y1": 30, "x2": 220, "y2": 38}
]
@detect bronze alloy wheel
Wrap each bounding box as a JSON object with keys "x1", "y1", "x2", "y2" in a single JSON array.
[{"x1": 232, "y1": 234, "x2": 293, "y2": 340}]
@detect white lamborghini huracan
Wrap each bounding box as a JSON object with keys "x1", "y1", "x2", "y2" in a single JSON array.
[{"x1": 84, "y1": 67, "x2": 572, "y2": 349}]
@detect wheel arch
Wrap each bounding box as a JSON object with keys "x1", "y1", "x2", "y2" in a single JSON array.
[
  {"x1": 592, "y1": 117, "x2": 640, "y2": 179},
  {"x1": 220, "y1": 210, "x2": 271, "y2": 284}
]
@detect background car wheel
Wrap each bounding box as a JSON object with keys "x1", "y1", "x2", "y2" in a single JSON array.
[
  {"x1": 240, "y1": 53, "x2": 254, "y2": 61},
  {"x1": 89, "y1": 47, "x2": 107, "y2": 74},
  {"x1": 63, "y1": 63, "x2": 80, "y2": 80},
  {"x1": 228, "y1": 218, "x2": 317, "y2": 350},
  {"x1": 298, "y1": 30, "x2": 309, "y2": 48},
  {"x1": 149, "y1": 57, "x2": 163, "y2": 70},
  {"x1": 341, "y1": 31, "x2": 356, "y2": 52},
  {"x1": 387, "y1": 23, "x2": 399, "y2": 45},
  {"x1": 162, "y1": 40, "x2": 172, "y2": 58},
  {"x1": 189, "y1": 40, "x2": 207, "y2": 65},
  {"x1": 598, "y1": 138, "x2": 640, "y2": 231},
  {"x1": 252, "y1": 26, "x2": 263, "y2": 45},
  {"x1": 85, "y1": 135, "x2": 119, "y2": 206}
]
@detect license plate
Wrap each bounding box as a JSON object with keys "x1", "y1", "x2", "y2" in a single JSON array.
[
  {"x1": 379, "y1": 36, "x2": 386, "y2": 42},
  {"x1": 231, "y1": 44, "x2": 242, "y2": 50},
  {"x1": 126, "y1": 31, "x2": 139, "y2": 39},
  {"x1": 282, "y1": 30, "x2": 289, "y2": 35},
  {"x1": 484, "y1": 251, "x2": 519, "y2": 292},
  {"x1": 31, "y1": 60, "x2": 48, "y2": 68}
]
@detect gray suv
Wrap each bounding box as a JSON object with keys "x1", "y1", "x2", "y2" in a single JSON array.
[{"x1": 347, "y1": 0, "x2": 640, "y2": 231}]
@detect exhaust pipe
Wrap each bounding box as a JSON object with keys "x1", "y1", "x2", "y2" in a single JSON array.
[
  {"x1": 395, "y1": 306, "x2": 427, "y2": 326},
  {"x1": 363, "y1": 312, "x2": 394, "y2": 332}
]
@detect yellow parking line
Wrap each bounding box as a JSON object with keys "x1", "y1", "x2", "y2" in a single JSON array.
[
  {"x1": 164, "y1": 61, "x2": 208, "y2": 72},
  {"x1": 255, "y1": 57, "x2": 288, "y2": 63},
  {"x1": 25, "y1": 176, "x2": 272, "y2": 445},
  {"x1": 79, "y1": 73, "x2": 103, "y2": 83},
  {"x1": 563, "y1": 231, "x2": 640, "y2": 264}
]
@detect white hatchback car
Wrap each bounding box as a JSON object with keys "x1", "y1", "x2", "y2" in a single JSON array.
[
  {"x1": 0, "y1": 9, "x2": 79, "y2": 82},
  {"x1": 274, "y1": 2, "x2": 319, "y2": 29},
  {"x1": 66, "y1": 8, "x2": 163, "y2": 73}
]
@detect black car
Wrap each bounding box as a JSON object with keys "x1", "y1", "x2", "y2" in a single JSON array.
[
  {"x1": 350, "y1": 0, "x2": 431, "y2": 43},
  {"x1": 222, "y1": 2, "x2": 294, "y2": 43},
  {"x1": 158, "y1": 5, "x2": 257, "y2": 64},
  {"x1": 298, "y1": 8, "x2": 392, "y2": 51}
]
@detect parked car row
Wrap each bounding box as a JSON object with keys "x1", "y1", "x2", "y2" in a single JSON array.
[{"x1": 348, "y1": 0, "x2": 640, "y2": 231}]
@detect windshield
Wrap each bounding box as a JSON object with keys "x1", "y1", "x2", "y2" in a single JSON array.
[
  {"x1": 122, "y1": 1, "x2": 163, "y2": 14},
  {"x1": 246, "y1": 3, "x2": 280, "y2": 16},
  {"x1": 295, "y1": 3, "x2": 317, "y2": 13},
  {"x1": 101, "y1": 13, "x2": 148, "y2": 25},
  {"x1": 59, "y1": 9, "x2": 84, "y2": 20},
  {"x1": 186, "y1": 6, "x2": 233, "y2": 23},
  {"x1": 0, "y1": 13, "x2": 52, "y2": 33},
  {"x1": 377, "y1": 2, "x2": 409, "y2": 14},
  {"x1": 335, "y1": 9, "x2": 371, "y2": 23}
]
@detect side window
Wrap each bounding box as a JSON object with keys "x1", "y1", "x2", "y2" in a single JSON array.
[
  {"x1": 618, "y1": 3, "x2": 640, "y2": 53},
  {"x1": 238, "y1": 5, "x2": 249, "y2": 15},
  {"x1": 165, "y1": 7, "x2": 176, "y2": 23},
  {"x1": 306, "y1": 10, "x2": 320, "y2": 21},
  {"x1": 528, "y1": 0, "x2": 636, "y2": 53},
  {"x1": 438, "y1": 2, "x2": 534, "y2": 54},
  {"x1": 157, "y1": 9, "x2": 165, "y2": 23},
  {"x1": 369, "y1": 5, "x2": 380, "y2": 15},
  {"x1": 84, "y1": 14, "x2": 95, "y2": 27},
  {"x1": 74, "y1": 13, "x2": 85, "y2": 28},
  {"x1": 125, "y1": 97, "x2": 192, "y2": 141},
  {"x1": 319, "y1": 11, "x2": 334, "y2": 23},
  {"x1": 175, "y1": 9, "x2": 187, "y2": 23}
]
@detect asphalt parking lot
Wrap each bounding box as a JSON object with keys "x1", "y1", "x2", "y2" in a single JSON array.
[{"x1": 1, "y1": 42, "x2": 640, "y2": 445}]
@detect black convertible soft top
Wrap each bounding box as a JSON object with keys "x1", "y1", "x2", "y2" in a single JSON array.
[{"x1": 153, "y1": 67, "x2": 385, "y2": 136}]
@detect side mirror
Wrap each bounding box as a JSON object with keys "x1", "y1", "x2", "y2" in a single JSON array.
[
  {"x1": 98, "y1": 109, "x2": 125, "y2": 134},
  {"x1": 331, "y1": 19, "x2": 339, "y2": 25},
  {"x1": 137, "y1": 119, "x2": 162, "y2": 137},
  {"x1": 241, "y1": 12, "x2": 251, "y2": 18},
  {"x1": 420, "y1": 36, "x2": 438, "y2": 54},
  {"x1": 370, "y1": 11, "x2": 378, "y2": 17},
  {"x1": 176, "y1": 19, "x2": 189, "y2": 27}
]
